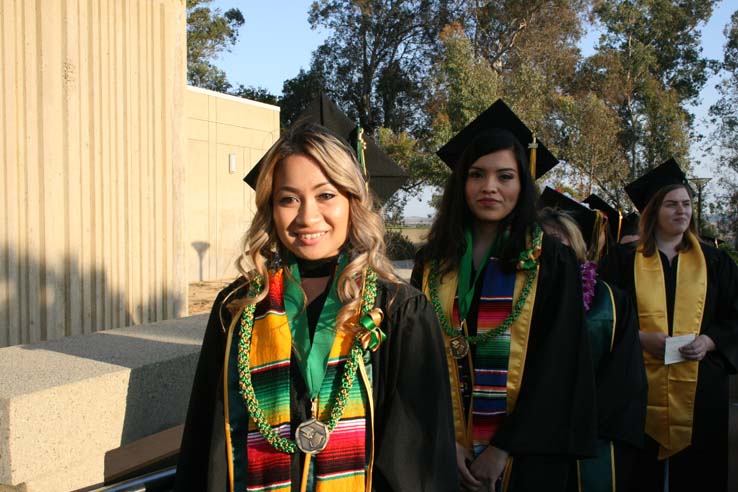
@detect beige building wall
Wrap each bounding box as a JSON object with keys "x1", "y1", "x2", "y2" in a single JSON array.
[
  {"x1": 185, "y1": 87, "x2": 280, "y2": 283},
  {"x1": 0, "y1": 0, "x2": 187, "y2": 348}
]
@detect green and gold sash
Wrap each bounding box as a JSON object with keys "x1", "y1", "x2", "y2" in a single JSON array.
[{"x1": 577, "y1": 280, "x2": 617, "y2": 492}]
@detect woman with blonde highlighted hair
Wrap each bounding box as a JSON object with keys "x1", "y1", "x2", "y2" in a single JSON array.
[
  {"x1": 537, "y1": 207, "x2": 588, "y2": 262},
  {"x1": 600, "y1": 158, "x2": 738, "y2": 492},
  {"x1": 175, "y1": 123, "x2": 457, "y2": 492},
  {"x1": 538, "y1": 188, "x2": 646, "y2": 492}
]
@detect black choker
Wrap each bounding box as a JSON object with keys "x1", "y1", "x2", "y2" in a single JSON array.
[{"x1": 296, "y1": 255, "x2": 339, "y2": 278}]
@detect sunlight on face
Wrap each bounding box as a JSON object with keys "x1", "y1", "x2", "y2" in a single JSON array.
[{"x1": 272, "y1": 154, "x2": 350, "y2": 260}]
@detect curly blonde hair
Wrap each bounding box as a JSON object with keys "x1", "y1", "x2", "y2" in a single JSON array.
[{"x1": 234, "y1": 123, "x2": 399, "y2": 330}]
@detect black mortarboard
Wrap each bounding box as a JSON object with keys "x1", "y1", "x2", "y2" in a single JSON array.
[
  {"x1": 583, "y1": 194, "x2": 623, "y2": 242},
  {"x1": 620, "y1": 211, "x2": 640, "y2": 238},
  {"x1": 243, "y1": 94, "x2": 407, "y2": 203},
  {"x1": 538, "y1": 187, "x2": 597, "y2": 249},
  {"x1": 700, "y1": 235, "x2": 724, "y2": 248},
  {"x1": 624, "y1": 158, "x2": 689, "y2": 213},
  {"x1": 436, "y1": 99, "x2": 559, "y2": 179}
]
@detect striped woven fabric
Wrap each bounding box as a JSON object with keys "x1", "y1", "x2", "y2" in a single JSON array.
[
  {"x1": 452, "y1": 259, "x2": 514, "y2": 455},
  {"x1": 230, "y1": 269, "x2": 368, "y2": 492}
]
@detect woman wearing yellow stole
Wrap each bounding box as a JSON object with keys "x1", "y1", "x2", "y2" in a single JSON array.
[
  {"x1": 599, "y1": 158, "x2": 738, "y2": 492},
  {"x1": 411, "y1": 100, "x2": 597, "y2": 492},
  {"x1": 175, "y1": 123, "x2": 458, "y2": 492}
]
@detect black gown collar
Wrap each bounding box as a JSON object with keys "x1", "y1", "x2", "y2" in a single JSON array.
[{"x1": 295, "y1": 254, "x2": 339, "y2": 278}]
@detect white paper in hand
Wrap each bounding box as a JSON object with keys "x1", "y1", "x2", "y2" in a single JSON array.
[{"x1": 664, "y1": 334, "x2": 696, "y2": 365}]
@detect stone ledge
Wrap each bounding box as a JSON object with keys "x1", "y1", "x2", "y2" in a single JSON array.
[{"x1": 0, "y1": 315, "x2": 208, "y2": 491}]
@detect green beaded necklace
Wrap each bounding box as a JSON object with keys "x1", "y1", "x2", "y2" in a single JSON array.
[
  {"x1": 429, "y1": 225, "x2": 543, "y2": 346},
  {"x1": 236, "y1": 268, "x2": 379, "y2": 454}
]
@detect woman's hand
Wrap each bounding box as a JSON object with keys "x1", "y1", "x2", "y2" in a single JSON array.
[
  {"x1": 456, "y1": 442, "x2": 483, "y2": 491},
  {"x1": 679, "y1": 334, "x2": 715, "y2": 361},
  {"x1": 469, "y1": 445, "x2": 509, "y2": 492},
  {"x1": 640, "y1": 331, "x2": 667, "y2": 359}
]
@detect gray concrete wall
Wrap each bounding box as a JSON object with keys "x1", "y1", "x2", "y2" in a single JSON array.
[
  {"x1": 184, "y1": 87, "x2": 280, "y2": 283},
  {"x1": 0, "y1": 314, "x2": 207, "y2": 491}
]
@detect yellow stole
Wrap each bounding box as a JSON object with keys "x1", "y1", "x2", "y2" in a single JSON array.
[
  {"x1": 634, "y1": 232, "x2": 706, "y2": 459},
  {"x1": 421, "y1": 264, "x2": 539, "y2": 449}
]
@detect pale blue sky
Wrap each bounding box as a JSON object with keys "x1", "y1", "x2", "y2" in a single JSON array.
[{"x1": 209, "y1": 0, "x2": 735, "y2": 215}]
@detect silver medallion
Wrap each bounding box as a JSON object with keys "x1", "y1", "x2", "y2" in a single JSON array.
[
  {"x1": 449, "y1": 334, "x2": 470, "y2": 359},
  {"x1": 295, "y1": 418, "x2": 330, "y2": 454}
]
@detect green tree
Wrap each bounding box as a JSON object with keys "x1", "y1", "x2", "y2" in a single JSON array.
[
  {"x1": 579, "y1": 0, "x2": 717, "y2": 177},
  {"x1": 230, "y1": 85, "x2": 280, "y2": 106},
  {"x1": 373, "y1": 23, "x2": 504, "y2": 211},
  {"x1": 453, "y1": 0, "x2": 587, "y2": 79},
  {"x1": 551, "y1": 93, "x2": 630, "y2": 205},
  {"x1": 708, "y1": 10, "x2": 738, "y2": 245},
  {"x1": 427, "y1": 23, "x2": 503, "y2": 135},
  {"x1": 187, "y1": 0, "x2": 245, "y2": 92},
  {"x1": 280, "y1": 63, "x2": 329, "y2": 128},
  {"x1": 307, "y1": 0, "x2": 449, "y2": 132}
]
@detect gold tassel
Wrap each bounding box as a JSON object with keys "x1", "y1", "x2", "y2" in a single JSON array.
[
  {"x1": 356, "y1": 124, "x2": 369, "y2": 193},
  {"x1": 616, "y1": 211, "x2": 623, "y2": 243},
  {"x1": 590, "y1": 212, "x2": 607, "y2": 262},
  {"x1": 300, "y1": 453, "x2": 311, "y2": 492},
  {"x1": 528, "y1": 133, "x2": 538, "y2": 179}
]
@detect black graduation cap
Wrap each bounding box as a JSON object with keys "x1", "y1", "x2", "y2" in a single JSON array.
[
  {"x1": 620, "y1": 211, "x2": 640, "y2": 238},
  {"x1": 436, "y1": 99, "x2": 559, "y2": 179},
  {"x1": 583, "y1": 194, "x2": 623, "y2": 242},
  {"x1": 700, "y1": 235, "x2": 724, "y2": 248},
  {"x1": 538, "y1": 186, "x2": 597, "y2": 249},
  {"x1": 243, "y1": 94, "x2": 407, "y2": 203},
  {"x1": 624, "y1": 158, "x2": 689, "y2": 213}
]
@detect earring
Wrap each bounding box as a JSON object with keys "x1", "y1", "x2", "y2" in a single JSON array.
[{"x1": 267, "y1": 246, "x2": 283, "y2": 271}]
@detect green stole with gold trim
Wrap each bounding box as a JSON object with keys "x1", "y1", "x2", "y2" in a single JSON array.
[{"x1": 577, "y1": 280, "x2": 616, "y2": 492}]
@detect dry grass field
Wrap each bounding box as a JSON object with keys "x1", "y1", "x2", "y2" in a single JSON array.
[
  {"x1": 188, "y1": 279, "x2": 233, "y2": 315},
  {"x1": 395, "y1": 227, "x2": 430, "y2": 247}
]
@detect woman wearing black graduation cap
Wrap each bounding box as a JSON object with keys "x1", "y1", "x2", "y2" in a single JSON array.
[
  {"x1": 599, "y1": 158, "x2": 738, "y2": 492},
  {"x1": 538, "y1": 188, "x2": 647, "y2": 492},
  {"x1": 411, "y1": 100, "x2": 597, "y2": 491},
  {"x1": 174, "y1": 121, "x2": 458, "y2": 491}
]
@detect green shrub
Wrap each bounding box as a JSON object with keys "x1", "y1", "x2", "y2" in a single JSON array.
[{"x1": 384, "y1": 230, "x2": 418, "y2": 260}]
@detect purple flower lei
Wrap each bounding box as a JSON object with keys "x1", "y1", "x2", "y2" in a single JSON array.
[{"x1": 580, "y1": 261, "x2": 598, "y2": 311}]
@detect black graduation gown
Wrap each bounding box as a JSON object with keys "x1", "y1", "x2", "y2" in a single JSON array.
[
  {"x1": 173, "y1": 277, "x2": 459, "y2": 492},
  {"x1": 599, "y1": 242, "x2": 738, "y2": 492},
  {"x1": 412, "y1": 234, "x2": 598, "y2": 491},
  {"x1": 592, "y1": 282, "x2": 646, "y2": 449},
  {"x1": 570, "y1": 280, "x2": 647, "y2": 492}
]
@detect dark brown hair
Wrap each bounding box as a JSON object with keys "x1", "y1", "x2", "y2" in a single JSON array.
[{"x1": 638, "y1": 184, "x2": 698, "y2": 257}]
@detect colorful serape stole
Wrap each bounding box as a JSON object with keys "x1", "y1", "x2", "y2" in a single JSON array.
[
  {"x1": 451, "y1": 258, "x2": 515, "y2": 456},
  {"x1": 224, "y1": 269, "x2": 369, "y2": 492}
]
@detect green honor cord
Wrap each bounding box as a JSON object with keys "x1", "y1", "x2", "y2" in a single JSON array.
[{"x1": 284, "y1": 254, "x2": 349, "y2": 399}]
